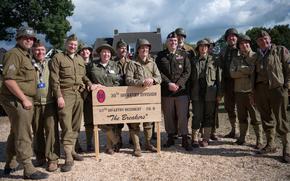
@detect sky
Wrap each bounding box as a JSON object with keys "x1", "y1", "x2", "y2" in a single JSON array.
[{"x1": 1, "y1": 0, "x2": 290, "y2": 49}]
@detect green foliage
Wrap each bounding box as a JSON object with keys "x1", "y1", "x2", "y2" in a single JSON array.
[
  {"x1": 0, "y1": 0, "x2": 74, "y2": 48},
  {"x1": 246, "y1": 24, "x2": 290, "y2": 51}
]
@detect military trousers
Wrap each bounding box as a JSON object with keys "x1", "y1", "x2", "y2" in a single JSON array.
[
  {"x1": 223, "y1": 78, "x2": 237, "y2": 120},
  {"x1": 161, "y1": 96, "x2": 189, "y2": 135},
  {"x1": 255, "y1": 83, "x2": 290, "y2": 135},
  {"x1": 0, "y1": 95, "x2": 34, "y2": 165},
  {"x1": 33, "y1": 103, "x2": 60, "y2": 163},
  {"x1": 58, "y1": 90, "x2": 83, "y2": 146},
  {"x1": 192, "y1": 100, "x2": 216, "y2": 129},
  {"x1": 235, "y1": 92, "x2": 261, "y2": 126}
]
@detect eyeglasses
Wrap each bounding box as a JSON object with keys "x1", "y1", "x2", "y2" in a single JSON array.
[{"x1": 22, "y1": 36, "x2": 35, "y2": 41}]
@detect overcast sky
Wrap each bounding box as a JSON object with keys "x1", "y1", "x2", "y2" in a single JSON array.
[{"x1": 1, "y1": 0, "x2": 290, "y2": 49}]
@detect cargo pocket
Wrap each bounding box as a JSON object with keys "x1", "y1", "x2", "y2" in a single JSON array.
[{"x1": 22, "y1": 63, "x2": 36, "y2": 81}]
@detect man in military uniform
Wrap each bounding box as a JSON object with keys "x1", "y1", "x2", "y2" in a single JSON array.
[
  {"x1": 126, "y1": 38, "x2": 161, "y2": 157},
  {"x1": 229, "y1": 34, "x2": 263, "y2": 149},
  {"x1": 254, "y1": 30, "x2": 290, "y2": 163},
  {"x1": 156, "y1": 32, "x2": 192, "y2": 151},
  {"x1": 31, "y1": 40, "x2": 60, "y2": 172},
  {"x1": 219, "y1": 28, "x2": 239, "y2": 138},
  {"x1": 50, "y1": 34, "x2": 94, "y2": 172},
  {"x1": 0, "y1": 27, "x2": 49, "y2": 179},
  {"x1": 175, "y1": 28, "x2": 196, "y2": 60},
  {"x1": 113, "y1": 39, "x2": 131, "y2": 147}
]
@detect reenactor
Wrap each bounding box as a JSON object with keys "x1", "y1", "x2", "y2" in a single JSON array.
[
  {"x1": 126, "y1": 38, "x2": 161, "y2": 157},
  {"x1": 229, "y1": 34, "x2": 263, "y2": 149},
  {"x1": 50, "y1": 34, "x2": 94, "y2": 172},
  {"x1": 0, "y1": 27, "x2": 49, "y2": 179},
  {"x1": 113, "y1": 39, "x2": 131, "y2": 148},
  {"x1": 254, "y1": 30, "x2": 290, "y2": 163},
  {"x1": 190, "y1": 39, "x2": 221, "y2": 147},
  {"x1": 156, "y1": 32, "x2": 192, "y2": 151},
  {"x1": 219, "y1": 28, "x2": 239, "y2": 138},
  {"x1": 175, "y1": 27, "x2": 196, "y2": 59},
  {"x1": 78, "y1": 43, "x2": 94, "y2": 152},
  {"x1": 86, "y1": 44, "x2": 121, "y2": 155}
]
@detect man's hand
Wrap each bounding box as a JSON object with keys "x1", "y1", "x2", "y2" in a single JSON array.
[
  {"x1": 89, "y1": 84, "x2": 105, "y2": 91},
  {"x1": 57, "y1": 97, "x2": 65, "y2": 109},
  {"x1": 168, "y1": 83, "x2": 179, "y2": 92},
  {"x1": 22, "y1": 98, "x2": 33, "y2": 110},
  {"x1": 143, "y1": 78, "x2": 154, "y2": 87}
]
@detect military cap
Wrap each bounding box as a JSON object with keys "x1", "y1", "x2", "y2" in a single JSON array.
[
  {"x1": 238, "y1": 34, "x2": 251, "y2": 44},
  {"x1": 136, "y1": 38, "x2": 151, "y2": 50},
  {"x1": 66, "y1": 33, "x2": 78, "y2": 42},
  {"x1": 204, "y1": 37, "x2": 215, "y2": 46},
  {"x1": 175, "y1": 28, "x2": 186, "y2": 38},
  {"x1": 96, "y1": 43, "x2": 116, "y2": 56},
  {"x1": 256, "y1": 30, "x2": 270, "y2": 39},
  {"x1": 167, "y1": 31, "x2": 178, "y2": 39},
  {"x1": 78, "y1": 43, "x2": 93, "y2": 53},
  {"x1": 195, "y1": 39, "x2": 210, "y2": 50},
  {"x1": 16, "y1": 26, "x2": 36, "y2": 41},
  {"x1": 116, "y1": 39, "x2": 127, "y2": 49},
  {"x1": 32, "y1": 39, "x2": 46, "y2": 48},
  {"x1": 224, "y1": 28, "x2": 238, "y2": 40}
]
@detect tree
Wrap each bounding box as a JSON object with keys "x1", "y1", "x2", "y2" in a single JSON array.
[{"x1": 0, "y1": 0, "x2": 74, "y2": 48}]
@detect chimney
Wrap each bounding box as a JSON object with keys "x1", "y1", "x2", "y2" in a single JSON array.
[
  {"x1": 114, "y1": 29, "x2": 118, "y2": 35},
  {"x1": 157, "y1": 27, "x2": 161, "y2": 33}
]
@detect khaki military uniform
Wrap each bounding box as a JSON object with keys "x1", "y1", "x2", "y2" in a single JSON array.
[
  {"x1": 254, "y1": 44, "x2": 290, "y2": 156},
  {"x1": 126, "y1": 56, "x2": 161, "y2": 153},
  {"x1": 50, "y1": 52, "x2": 92, "y2": 161},
  {"x1": 0, "y1": 45, "x2": 38, "y2": 174},
  {"x1": 32, "y1": 58, "x2": 60, "y2": 164},
  {"x1": 220, "y1": 46, "x2": 239, "y2": 137},
  {"x1": 190, "y1": 54, "x2": 220, "y2": 142},
  {"x1": 230, "y1": 51, "x2": 263, "y2": 146},
  {"x1": 86, "y1": 59, "x2": 122, "y2": 151}
]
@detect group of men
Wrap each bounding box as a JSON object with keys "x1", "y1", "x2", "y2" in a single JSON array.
[{"x1": 0, "y1": 26, "x2": 289, "y2": 180}]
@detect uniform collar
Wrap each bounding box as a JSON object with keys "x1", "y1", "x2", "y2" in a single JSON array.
[{"x1": 15, "y1": 44, "x2": 31, "y2": 58}]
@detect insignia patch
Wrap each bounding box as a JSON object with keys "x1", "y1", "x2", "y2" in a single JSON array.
[
  {"x1": 8, "y1": 64, "x2": 16, "y2": 71},
  {"x1": 97, "y1": 89, "x2": 106, "y2": 103},
  {"x1": 176, "y1": 56, "x2": 184, "y2": 60}
]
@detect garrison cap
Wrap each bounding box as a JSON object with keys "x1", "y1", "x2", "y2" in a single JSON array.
[
  {"x1": 16, "y1": 26, "x2": 36, "y2": 41},
  {"x1": 116, "y1": 39, "x2": 127, "y2": 49},
  {"x1": 96, "y1": 43, "x2": 116, "y2": 56},
  {"x1": 256, "y1": 30, "x2": 270, "y2": 39},
  {"x1": 167, "y1": 31, "x2": 178, "y2": 39}
]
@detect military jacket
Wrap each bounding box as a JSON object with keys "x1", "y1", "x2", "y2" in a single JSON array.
[
  {"x1": 126, "y1": 56, "x2": 161, "y2": 86},
  {"x1": 0, "y1": 45, "x2": 37, "y2": 97},
  {"x1": 87, "y1": 59, "x2": 122, "y2": 87},
  {"x1": 230, "y1": 50, "x2": 256, "y2": 93},
  {"x1": 50, "y1": 52, "x2": 92, "y2": 98},
  {"x1": 255, "y1": 44, "x2": 290, "y2": 89},
  {"x1": 114, "y1": 56, "x2": 131, "y2": 85},
  {"x1": 34, "y1": 58, "x2": 54, "y2": 105},
  {"x1": 156, "y1": 49, "x2": 191, "y2": 97},
  {"x1": 190, "y1": 54, "x2": 220, "y2": 101},
  {"x1": 179, "y1": 43, "x2": 196, "y2": 60}
]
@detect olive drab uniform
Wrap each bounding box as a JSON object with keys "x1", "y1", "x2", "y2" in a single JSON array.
[
  {"x1": 230, "y1": 50, "x2": 263, "y2": 148},
  {"x1": 86, "y1": 59, "x2": 122, "y2": 153},
  {"x1": 125, "y1": 56, "x2": 162, "y2": 156},
  {"x1": 32, "y1": 58, "x2": 60, "y2": 165},
  {"x1": 254, "y1": 44, "x2": 290, "y2": 161},
  {"x1": 0, "y1": 45, "x2": 38, "y2": 175},
  {"x1": 220, "y1": 46, "x2": 239, "y2": 137},
  {"x1": 50, "y1": 51, "x2": 92, "y2": 169}
]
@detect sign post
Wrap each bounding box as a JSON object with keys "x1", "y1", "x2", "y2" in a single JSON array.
[{"x1": 92, "y1": 85, "x2": 161, "y2": 159}]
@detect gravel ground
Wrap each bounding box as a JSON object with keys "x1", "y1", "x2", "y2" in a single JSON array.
[{"x1": 0, "y1": 110, "x2": 290, "y2": 181}]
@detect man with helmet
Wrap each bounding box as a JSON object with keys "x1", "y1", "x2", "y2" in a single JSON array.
[
  {"x1": 219, "y1": 28, "x2": 239, "y2": 139},
  {"x1": 156, "y1": 32, "x2": 192, "y2": 151},
  {"x1": 175, "y1": 28, "x2": 196, "y2": 60},
  {"x1": 0, "y1": 27, "x2": 49, "y2": 179},
  {"x1": 126, "y1": 38, "x2": 161, "y2": 157},
  {"x1": 229, "y1": 34, "x2": 263, "y2": 149},
  {"x1": 254, "y1": 30, "x2": 290, "y2": 163}
]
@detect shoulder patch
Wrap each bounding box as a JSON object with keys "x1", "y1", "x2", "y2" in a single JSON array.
[{"x1": 8, "y1": 64, "x2": 16, "y2": 71}]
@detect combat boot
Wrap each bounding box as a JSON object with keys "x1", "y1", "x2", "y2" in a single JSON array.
[
  {"x1": 258, "y1": 129, "x2": 277, "y2": 154},
  {"x1": 253, "y1": 124, "x2": 263, "y2": 150},
  {"x1": 235, "y1": 123, "x2": 248, "y2": 145},
  {"x1": 23, "y1": 161, "x2": 49, "y2": 180},
  {"x1": 224, "y1": 118, "x2": 239, "y2": 138},
  {"x1": 47, "y1": 161, "x2": 58, "y2": 172},
  {"x1": 72, "y1": 139, "x2": 84, "y2": 161},
  {"x1": 282, "y1": 133, "x2": 290, "y2": 163},
  {"x1": 61, "y1": 145, "x2": 74, "y2": 172},
  {"x1": 130, "y1": 130, "x2": 142, "y2": 157},
  {"x1": 182, "y1": 135, "x2": 193, "y2": 151},
  {"x1": 144, "y1": 128, "x2": 157, "y2": 152},
  {"x1": 200, "y1": 127, "x2": 211, "y2": 147},
  {"x1": 210, "y1": 126, "x2": 219, "y2": 141},
  {"x1": 164, "y1": 134, "x2": 175, "y2": 148},
  {"x1": 74, "y1": 139, "x2": 83, "y2": 154},
  {"x1": 191, "y1": 129, "x2": 200, "y2": 148},
  {"x1": 4, "y1": 156, "x2": 18, "y2": 175}
]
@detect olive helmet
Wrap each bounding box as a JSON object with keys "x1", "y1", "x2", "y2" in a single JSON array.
[
  {"x1": 195, "y1": 39, "x2": 210, "y2": 50},
  {"x1": 224, "y1": 28, "x2": 238, "y2": 40},
  {"x1": 16, "y1": 26, "x2": 36, "y2": 41},
  {"x1": 136, "y1": 38, "x2": 151, "y2": 51},
  {"x1": 175, "y1": 28, "x2": 186, "y2": 38},
  {"x1": 238, "y1": 34, "x2": 251, "y2": 44}
]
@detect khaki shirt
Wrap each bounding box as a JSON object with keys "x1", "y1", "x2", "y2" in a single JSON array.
[
  {"x1": 230, "y1": 50, "x2": 256, "y2": 93},
  {"x1": 0, "y1": 45, "x2": 37, "y2": 97},
  {"x1": 126, "y1": 56, "x2": 162, "y2": 86},
  {"x1": 255, "y1": 44, "x2": 290, "y2": 89},
  {"x1": 50, "y1": 52, "x2": 92, "y2": 98}
]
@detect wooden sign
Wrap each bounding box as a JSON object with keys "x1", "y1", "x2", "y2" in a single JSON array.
[{"x1": 92, "y1": 85, "x2": 162, "y2": 159}]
